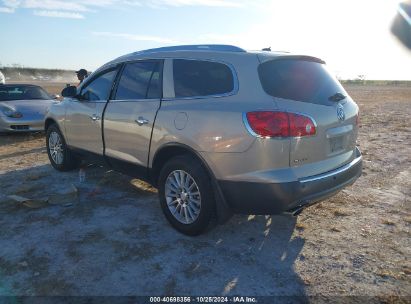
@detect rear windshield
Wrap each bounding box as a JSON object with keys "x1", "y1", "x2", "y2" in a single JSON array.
[
  {"x1": 0, "y1": 85, "x2": 51, "y2": 101},
  {"x1": 258, "y1": 59, "x2": 348, "y2": 105}
]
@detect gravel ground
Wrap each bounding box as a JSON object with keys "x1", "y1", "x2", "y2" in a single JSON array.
[{"x1": 0, "y1": 84, "x2": 410, "y2": 301}]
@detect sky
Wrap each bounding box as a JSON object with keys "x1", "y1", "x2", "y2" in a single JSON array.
[{"x1": 0, "y1": 0, "x2": 410, "y2": 80}]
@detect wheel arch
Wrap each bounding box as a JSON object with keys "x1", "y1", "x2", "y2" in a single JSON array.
[
  {"x1": 45, "y1": 118, "x2": 66, "y2": 143},
  {"x1": 45, "y1": 117, "x2": 79, "y2": 171},
  {"x1": 150, "y1": 143, "x2": 233, "y2": 223},
  {"x1": 45, "y1": 118, "x2": 58, "y2": 131},
  {"x1": 151, "y1": 143, "x2": 210, "y2": 186}
]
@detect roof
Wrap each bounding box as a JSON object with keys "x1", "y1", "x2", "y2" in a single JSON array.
[
  {"x1": 99, "y1": 44, "x2": 324, "y2": 73},
  {"x1": 115, "y1": 45, "x2": 300, "y2": 61},
  {"x1": 102, "y1": 44, "x2": 250, "y2": 68},
  {"x1": 133, "y1": 44, "x2": 247, "y2": 55}
]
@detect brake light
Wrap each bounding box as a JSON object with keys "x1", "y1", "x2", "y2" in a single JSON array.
[
  {"x1": 245, "y1": 111, "x2": 289, "y2": 137},
  {"x1": 245, "y1": 111, "x2": 316, "y2": 138},
  {"x1": 288, "y1": 112, "x2": 316, "y2": 137}
]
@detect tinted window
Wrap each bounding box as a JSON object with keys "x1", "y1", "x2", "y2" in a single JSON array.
[
  {"x1": 0, "y1": 85, "x2": 50, "y2": 101},
  {"x1": 258, "y1": 59, "x2": 348, "y2": 105},
  {"x1": 147, "y1": 66, "x2": 161, "y2": 99},
  {"x1": 80, "y1": 70, "x2": 117, "y2": 101},
  {"x1": 173, "y1": 60, "x2": 234, "y2": 98},
  {"x1": 115, "y1": 61, "x2": 161, "y2": 100}
]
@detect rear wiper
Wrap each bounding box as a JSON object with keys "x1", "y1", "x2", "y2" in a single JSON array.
[{"x1": 328, "y1": 92, "x2": 346, "y2": 102}]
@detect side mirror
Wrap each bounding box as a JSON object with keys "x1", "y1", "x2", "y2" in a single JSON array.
[
  {"x1": 61, "y1": 86, "x2": 77, "y2": 98},
  {"x1": 51, "y1": 94, "x2": 61, "y2": 100},
  {"x1": 391, "y1": 2, "x2": 411, "y2": 50}
]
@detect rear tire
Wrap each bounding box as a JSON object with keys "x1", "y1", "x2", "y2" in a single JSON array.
[
  {"x1": 46, "y1": 124, "x2": 79, "y2": 171},
  {"x1": 158, "y1": 155, "x2": 215, "y2": 236}
]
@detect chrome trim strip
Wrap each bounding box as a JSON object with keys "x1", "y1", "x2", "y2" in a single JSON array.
[
  {"x1": 326, "y1": 124, "x2": 353, "y2": 139},
  {"x1": 133, "y1": 45, "x2": 246, "y2": 55},
  {"x1": 300, "y1": 154, "x2": 362, "y2": 184},
  {"x1": 163, "y1": 58, "x2": 175, "y2": 98}
]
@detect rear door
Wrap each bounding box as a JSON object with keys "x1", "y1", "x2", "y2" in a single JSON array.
[
  {"x1": 103, "y1": 60, "x2": 163, "y2": 172},
  {"x1": 65, "y1": 67, "x2": 118, "y2": 154},
  {"x1": 258, "y1": 57, "x2": 359, "y2": 174}
]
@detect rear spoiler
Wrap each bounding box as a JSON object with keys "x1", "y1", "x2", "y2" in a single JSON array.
[{"x1": 257, "y1": 54, "x2": 326, "y2": 64}]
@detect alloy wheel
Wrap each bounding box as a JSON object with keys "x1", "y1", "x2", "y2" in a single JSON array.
[
  {"x1": 165, "y1": 170, "x2": 201, "y2": 224},
  {"x1": 48, "y1": 131, "x2": 64, "y2": 165}
]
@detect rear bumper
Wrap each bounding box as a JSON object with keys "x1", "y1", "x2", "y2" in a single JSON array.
[{"x1": 218, "y1": 147, "x2": 362, "y2": 214}]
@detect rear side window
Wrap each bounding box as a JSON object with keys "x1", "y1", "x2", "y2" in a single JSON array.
[
  {"x1": 80, "y1": 70, "x2": 117, "y2": 101},
  {"x1": 173, "y1": 59, "x2": 234, "y2": 98},
  {"x1": 115, "y1": 61, "x2": 162, "y2": 100},
  {"x1": 258, "y1": 59, "x2": 348, "y2": 105}
]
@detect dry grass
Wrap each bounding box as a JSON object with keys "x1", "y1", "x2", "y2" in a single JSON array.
[
  {"x1": 382, "y1": 219, "x2": 396, "y2": 226},
  {"x1": 295, "y1": 222, "x2": 306, "y2": 231},
  {"x1": 330, "y1": 227, "x2": 342, "y2": 232},
  {"x1": 376, "y1": 295, "x2": 411, "y2": 304},
  {"x1": 333, "y1": 208, "x2": 352, "y2": 217},
  {"x1": 402, "y1": 264, "x2": 411, "y2": 275},
  {"x1": 375, "y1": 269, "x2": 403, "y2": 280}
]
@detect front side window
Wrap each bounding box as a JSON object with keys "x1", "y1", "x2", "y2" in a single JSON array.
[
  {"x1": 115, "y1": 61, "x2": 161, "y2": 100},
  {"x1": 173, "y1": 59, "x2": 234, "y2": 98},
  {"x1": 80, "y1": 69, "x2": 117, "y2": 101}
]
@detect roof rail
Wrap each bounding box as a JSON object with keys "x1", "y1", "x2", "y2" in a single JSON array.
[{"x1": 133, "y1": 44, "x2": 246, "y2": 55}]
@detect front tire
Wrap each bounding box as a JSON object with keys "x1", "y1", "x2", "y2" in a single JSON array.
[
  {"x1": 46, "y1": 124, "x2": 79, "y2": 171},
  {"x1": 158, "y1": 155, "x2": 215, "y2": 236}
]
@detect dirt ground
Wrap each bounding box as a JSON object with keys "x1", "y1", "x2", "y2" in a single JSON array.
[{"x1": 0, "y1": 84, "x2": 410, "y2": 301}]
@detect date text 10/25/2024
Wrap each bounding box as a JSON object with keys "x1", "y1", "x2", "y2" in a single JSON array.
[{"x1": 149, "y1": 297, "x2": 257, "y2": 303}]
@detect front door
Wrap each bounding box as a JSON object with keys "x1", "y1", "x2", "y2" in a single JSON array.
[{"x1": 65, "y1": 68, "x2": 118, "y2": 155}]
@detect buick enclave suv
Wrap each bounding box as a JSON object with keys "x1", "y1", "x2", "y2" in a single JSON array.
[{"x1": 45, "y1": 45, "x2": 362, "y2": 235}]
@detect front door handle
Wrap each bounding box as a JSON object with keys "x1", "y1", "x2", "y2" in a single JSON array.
[
  {"x1": 90, "y1": 114, "x2": 100, "y2": 121},
  {"x1": 135, "y1": 117, "x2": 149, "y2": 126}
]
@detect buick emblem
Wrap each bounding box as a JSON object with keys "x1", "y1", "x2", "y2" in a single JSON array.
[{"x1": 337, "y1": 104, "x2": 345, "y2": 121}]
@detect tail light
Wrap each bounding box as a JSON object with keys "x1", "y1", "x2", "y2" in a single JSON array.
[{"x1": 245, "y1": 111, "x2": 316, "y2": 138}]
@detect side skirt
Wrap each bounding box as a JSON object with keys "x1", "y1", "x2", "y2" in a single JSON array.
[{"x1": 67, "y1": 146, "x2": 152, "y2": 184}]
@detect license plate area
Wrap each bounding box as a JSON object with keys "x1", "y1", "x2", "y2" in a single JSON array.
[{"x1": 330, "y1": 136, "x2": 344, "y2": 153}]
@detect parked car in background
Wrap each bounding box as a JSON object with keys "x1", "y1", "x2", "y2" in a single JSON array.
[
  {"x1": 0, "y1": 71, "x2": 5, "y2": 84},
  {"x1": 0, "y1": 84, "x2": 57, "y2": 132},
  {"x1": 45, "y1": 44, "x2": 362, "y2": 235}
]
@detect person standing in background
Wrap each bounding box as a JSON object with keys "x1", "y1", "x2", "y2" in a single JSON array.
[{"x1": 75, "y1": 69, "x2": 88, "y2": 86}]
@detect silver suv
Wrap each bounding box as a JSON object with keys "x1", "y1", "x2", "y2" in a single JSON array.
[{"x1": 45, "y1": 45, "x2": 362, "y2": 235}]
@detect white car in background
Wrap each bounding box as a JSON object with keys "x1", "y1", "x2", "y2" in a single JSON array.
[
  {"x1": 0, "y1": 84, "x2": 57, "y2": 132},
  {"x1": 0, "y1": 71, "x2": 5, "y2": 85}
]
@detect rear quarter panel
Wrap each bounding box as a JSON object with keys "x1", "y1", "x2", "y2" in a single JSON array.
[{"x1": 149, "y1": 53, "x2": 291, "y2": 180}]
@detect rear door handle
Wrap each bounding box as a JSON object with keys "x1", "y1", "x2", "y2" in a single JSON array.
[
  {"x1": 135, "y1": 117, "x2": 149, "y2": 126},
  {"x1": 90, "y1": 114, "x2": 100, "y2": 121}
]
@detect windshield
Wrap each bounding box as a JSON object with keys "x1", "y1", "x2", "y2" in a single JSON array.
[
  {"x1": 258, "y1": 59, "x2": 348, "y2": 105},
  {"x1": 0, "y1": 85, "x2": 51, "y2": 101}
]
